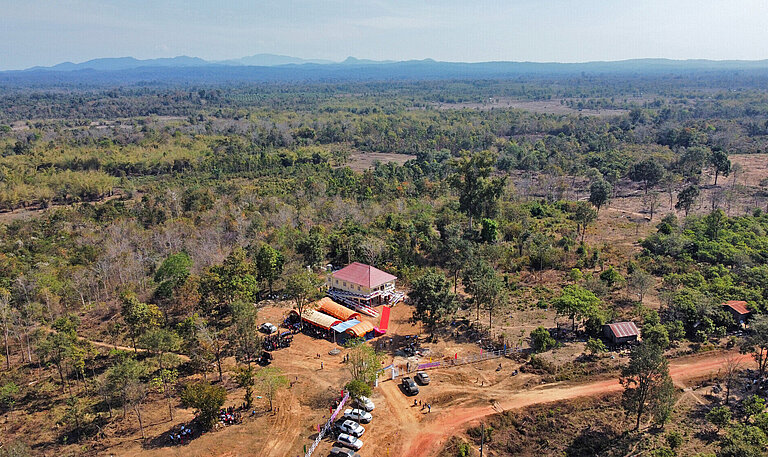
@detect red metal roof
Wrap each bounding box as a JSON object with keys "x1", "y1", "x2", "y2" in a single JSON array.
[
  {"x1": 723, "y1": 300, "x2": 750, "y2": 315},
  {"x1": 606, "y1": 322, "x2": 639, "y2": 338},
  {"x1": 332, "y1": 262, "x2": 397, "y2": 289}
]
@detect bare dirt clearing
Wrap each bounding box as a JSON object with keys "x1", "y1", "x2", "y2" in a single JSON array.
[{"x1": 343, "y1": 152, "x2": 416, "y2": 171}]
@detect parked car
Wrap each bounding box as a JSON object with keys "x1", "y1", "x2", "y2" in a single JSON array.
[
  {"x1": 401, "y1": 377, "x2": 419, "y2": 395},
  {"x1": 330, "y1": 447, "x2": 360, "y2": 457},
  {"x1": 415, "y1": 371, "x2": 431, "y2": 385},
  {"x1": 355, "y1": 395, "x2": 375, "y2": 411},
  {"x1": 342, "y1": 408, "x2": 372, "y2": 423},
  {"x1": 336, "y1": 433, "x2": 363, "y2": 450},
  {"x1": 337, "y1": 419, "x2": 365, "y2": 437},
  {"x1": 259, "y1": 323, "x2": 277, "y2": 334}
]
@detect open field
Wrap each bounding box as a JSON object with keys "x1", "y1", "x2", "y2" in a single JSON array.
[{"x1": 343, "y1": 152, "x2": 416, "y2": 171}]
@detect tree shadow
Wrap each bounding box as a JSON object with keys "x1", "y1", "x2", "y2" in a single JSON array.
[{"x1": 564, "y1": 426, "x2": 624, "y2": 457}]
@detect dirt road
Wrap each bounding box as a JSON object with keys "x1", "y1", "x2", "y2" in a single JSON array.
[{"x1": 397, "y1": 351, "x2": 754, "y2": 457}]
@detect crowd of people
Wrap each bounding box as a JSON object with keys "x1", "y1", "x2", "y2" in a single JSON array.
[
  {"x1": 169, "y1": 424, "x2": 194, "y2": 445},
  {"x1": 220, "y1": 406, "x2": 243, "y2": 425}
]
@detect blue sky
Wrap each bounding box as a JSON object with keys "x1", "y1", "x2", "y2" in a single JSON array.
[{"x1": 1, "y1": 0, "x2": 767, "y2": 70}]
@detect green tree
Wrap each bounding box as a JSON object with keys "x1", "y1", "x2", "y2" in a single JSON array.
[
  {"x1": 740, "y1": 315, "x2": 768, "y2": 379},
  {"x1": 228, "y1": 300, "x2": 262, "y2": 366},
  {"x1": 233, "y1": 366, "x2": 256, "y2": 410},
  {"x1": 256, "y1": 366, "x2": 289, "y2": 411},
  {"x1": 297, "y1": 227, "x2": 327, "y2": 268},
  {"x1": 121, "y1": 293, "x2": 163, "y2": 352},
  {"x1": 345, "y1": 339, "x2": 384, "y2": 385},
  {"x1": 254, "y1": 244, "x2": 284, "y2": 295},
  {"x1": 0, "y1": 288, "x2": 13, "y2": 370},
  {"x1": 154, "y1": 252, "x2": 192, "y2": 295},
  {"x1": 284, "y1": 269, "x2": 322, "y2": 329},
  {"x1": 620, "y1": 341, "x2": 675, "y2": 430},
  {"x1": 589, "y1": 178, "x2": 612, "y2": 213},
  {"x1": 0, "y1": 381, "x2": 20, "y2": 421},
  {"x1": 710, "y1": 148, "x2": 731, "y2": 186},
  {"x1": 198, "y1": 247, "x2": 259, "y2": 311},
  {"x1": 573, "y1": 202, "x2": 597, "y2": 243},
  {"x1": 629, "y1": 160, "x2": 665, "y2": 194},
  {"x1": 410, "y1": 269, "x2": 458, "y2": 338},
  {"x1": 642, "y1": 324, "x2": 670, "y2": 350},
  {"x1": 450, "y1": 150, "x2": 506, "y2": 228},
  {"x1": 480, "y1": 218, "x2": 499, "y2": 243},
  {"x1": 675, "y1": 185, "x2": 700, "y2": 217},
  {"x1": 180, "y1": 381, "x2": 227, "y2": 430},
  {"x1": 106, "y1": 357, "x2": 148, "y2": 419},
  {"x1": 464, "y1": 262, "x2": 508, "y2": 331},
  {"x1": 344, "y1": 379, "x2": 372, "y2": 400},
  {"x1": 707, "y1": 405, "x2": 732, "y2": 432},
  {"x1": 586, "y1": 337, "x2": 607, "y2": 355},
  {"x1": 718, "y1": 424, "x2": 768, "y2": 457},
  {"x1": 628, "y1": 269, "x2": 654, "y2": 302},
  {"x1": 530, "y1": 327, "x2": 557, "y2": 353},
  {"x1": 154, "y1": 252, "x2": 193, "y2": 319},
  {"x1": 139, "y1": 328, "x2": 181, "y2": 419},
  {"x1": 552, "y1": 285, "x2": 600, "y2": 331}
]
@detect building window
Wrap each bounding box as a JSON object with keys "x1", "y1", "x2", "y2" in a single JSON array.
[{"x1": 343, "y1": 282, "x2": 346, "y2": 287}]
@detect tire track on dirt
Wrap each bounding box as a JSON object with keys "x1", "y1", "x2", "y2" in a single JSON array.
[
  {"x1": 262, "y1": 391, "x2": 302, "y2": 457},
  {"x1": 401, "y1": 351, "x2": 754, "y2": 457}
]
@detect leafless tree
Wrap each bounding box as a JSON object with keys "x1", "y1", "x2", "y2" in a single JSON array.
[{"x1": 722, "y1": 353, "x2": 742, "y2": 405}]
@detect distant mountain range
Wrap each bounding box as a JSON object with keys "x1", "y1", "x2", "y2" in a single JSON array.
[{"x1": 4, "y1": 54, "x2": 768, "y2": 86}]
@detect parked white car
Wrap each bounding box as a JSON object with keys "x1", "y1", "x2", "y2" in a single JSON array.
[
  {"x1": 336, "y1": 433, "x2": 364, "y2": 450},
  {"x1": 337, "y1": 419, "x2": 365, "y2": 437},
  {"x1": 259, "y1": 323, "x2": 277, "y2": 334},
  {"x1": 343, "y1": 408, "x2": 372, "y2": 423},
  {"x1": 355, "y1": 395, "x2": 375, "y2": 412}
]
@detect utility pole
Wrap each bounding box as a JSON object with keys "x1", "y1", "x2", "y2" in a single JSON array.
[{"x1": 480, "y1": 423, "x2": 484, "y2": 457}]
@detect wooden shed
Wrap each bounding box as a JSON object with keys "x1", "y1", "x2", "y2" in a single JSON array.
[
  {"x1": 723, "y1": 300, "x2": 751, "y2": 327},
  {"x1": 603, "y1": 322, "x2": 640, "y2": 345}
]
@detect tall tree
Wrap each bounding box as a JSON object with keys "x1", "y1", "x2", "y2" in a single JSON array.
[
  {"x1": 573, "y1": 202, "x2": 597, "y2": 243},
  {"x1": 741, "y1": 315, "x2": 768, "y2": 379},
  {"x1": 227, "y1": 300, "x2": 262, "y2": 367},
  {"x1": 106, "y1": 357, "x2": 147, "y2": 419},
  {"x1": 620, "y1": 341, "x2": 674, "y2": 430},
  {"x1": 120, "y1": 293, "x2": 163, "y2": 352},
  {"x1": 139, "y1": 328, "x2": 181, "y2": 420},
  {"x1": 0, "y1": 288, "x2": 13, "y2": 370},
  {"x1": 254, "y1": 244, "x2": 284, "y2": 296},
  {"x1": 675, "y1": 185, "x2": 700, "y2": 217},
  {"x1": 256, "y1": 366, "x2": 289, "y2": 411},
  {"x1": 180, "y1": 381, "x2": 227, "y2": 430},
  {"x1": 710, "y1": 148, "x2": 731, "y2": 186},
  {"x1": 552, "y1": 285, "x2": 600, "y2": 331},
  {"x1": 345, "y1": 339, "x2": 384, "y2": 385},
  {"x1": 450, "y1": 150, "x2": 506, "y2": 228},
  {"x1": 629, "y1": 160, "x2": 665, "y2": 194},
  {"x1": 198, "y1": 247, "x2": 259, "y2": 311},
  {"x1": 410, "y1": 269, "x2": 458, "y2": 339},
  {"x1": 464, "y1": 261, "x2": 508, "y2": 330},
  {"x1": 284, "y1": 269, "x2": 322, "y2": 329},
  {"x1": 234, "y1": 366, "x2": 256, "y2": 410},
  {"x1": 589, "y1": 178, "x2": 612, "y2": 213}
]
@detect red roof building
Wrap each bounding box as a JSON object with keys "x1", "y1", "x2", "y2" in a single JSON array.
[
  {"x1": 723, "y1": 300, "x2": 751, "y2": 326},
  {"x1": 331, "y1": 262, "x2": 397, "y2": 289},
  {"x1": 327, "y1": 263, "x2": 403, "y2": 317},
  {"x1": 603, "y1": 322, "x2": 640, "y2": 344}
]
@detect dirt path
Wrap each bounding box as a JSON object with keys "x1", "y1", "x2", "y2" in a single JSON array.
[
  {"x1": 399, "y1": 351, "x2": 754, "y2": 457},
  {"x1": 261, "y1": 390, "x2": 302, "y2": 457}
]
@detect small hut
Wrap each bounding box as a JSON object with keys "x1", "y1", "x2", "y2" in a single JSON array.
[
  {"x1": 723, "y1": 300, "x2": 751, "y2": 327},
  {"x1": 603, "y1": 322, "x2": 640, "y2": 345}
]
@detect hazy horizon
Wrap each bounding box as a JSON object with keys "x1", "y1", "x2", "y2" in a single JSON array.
[{"x1": 2, "y1": 0, "x2": 767, "y2": 71}]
